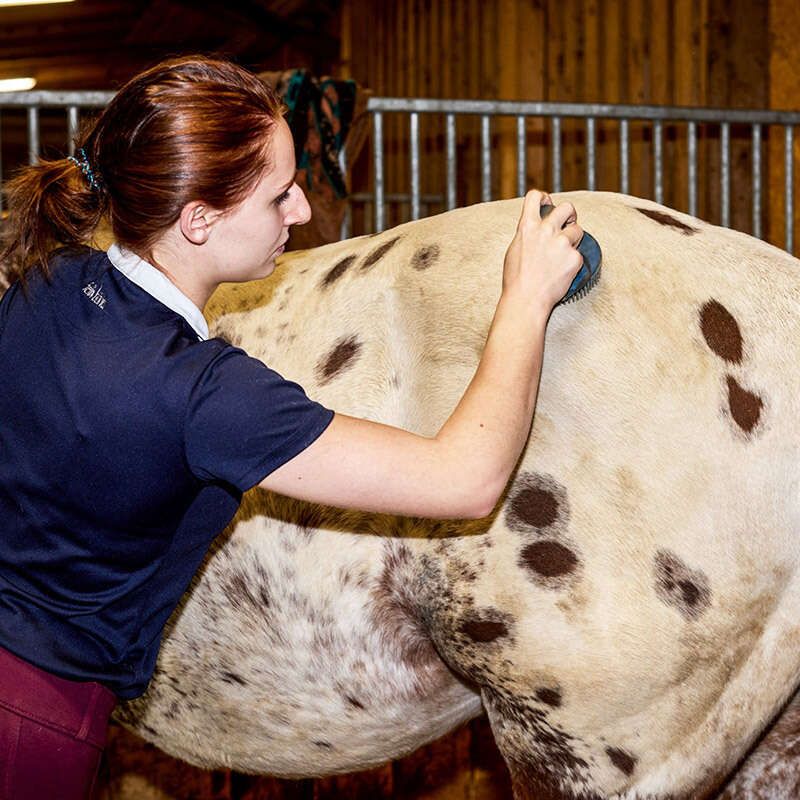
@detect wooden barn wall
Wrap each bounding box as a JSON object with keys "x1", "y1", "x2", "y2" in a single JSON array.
[
  {"x1": 341, "y1": 0, "x2": 800, "y2": 250},
  {"x1": 767, "y1": 0, "x2": 800, "y2": 247}
]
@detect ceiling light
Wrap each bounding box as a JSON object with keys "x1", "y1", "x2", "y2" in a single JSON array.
[
  {"x1": 0, "y1": 77, "x2": 37, "y2": 91},
  {"x1": 0, "y1": 1, "x2": 76, "y2": 6}
]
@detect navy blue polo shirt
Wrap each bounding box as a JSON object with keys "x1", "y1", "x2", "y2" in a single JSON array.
[{"x1": 0, "y1": 246, "x2": 333, "y2": 698}]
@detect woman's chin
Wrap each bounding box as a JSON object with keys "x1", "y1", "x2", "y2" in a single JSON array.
[
  {"x1": 262, "y1": 259, "x2": 278, "y2": 277},
  {"x1": 249, "y1": 259, "x2": 278, "y2": 281}
]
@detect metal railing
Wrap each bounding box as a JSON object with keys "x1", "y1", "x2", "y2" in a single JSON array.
[
  {"x1": 2, "y1": 91, "x2": 799, "y2": 253},
  {"x1": 364, "y1": 97, "x2": 800, "y2": 253}
]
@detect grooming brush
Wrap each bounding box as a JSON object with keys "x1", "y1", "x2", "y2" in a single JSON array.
[{"x1": 539, "y1": 204, "x2": 602, "y2": 305}]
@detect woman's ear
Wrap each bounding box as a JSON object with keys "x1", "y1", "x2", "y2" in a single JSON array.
[{"x1": 179, "y1": 201, "x2": 218, "y2": 245}]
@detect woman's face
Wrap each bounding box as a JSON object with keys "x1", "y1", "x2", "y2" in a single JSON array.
[{"x1": 207, "y1": 118, "x2": 311, "y2": 283}]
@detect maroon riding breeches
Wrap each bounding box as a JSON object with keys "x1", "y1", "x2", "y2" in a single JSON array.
[{"x1": 0, "y1": 644, "x2": 117, "y2": 800}]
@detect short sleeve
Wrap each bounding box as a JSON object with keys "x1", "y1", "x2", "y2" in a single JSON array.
[{"x1": 184, "y1": 346, "x2": 334, "y2": 491}]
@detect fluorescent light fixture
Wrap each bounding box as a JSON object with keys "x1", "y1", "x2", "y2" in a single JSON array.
[
  {"x1": 0, "y1": 1, "x2": 75, "y2": 6},
  {"x1": 0, "y1": 77, "x2": 37, "y2": 91}
]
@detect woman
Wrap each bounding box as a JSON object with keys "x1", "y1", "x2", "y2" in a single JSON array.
[{"x1": 0, "y1": 56, "x2": 583, "y2": 799}]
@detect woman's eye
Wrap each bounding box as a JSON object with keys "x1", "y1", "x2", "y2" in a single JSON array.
[{"x1": 275, "y1": 187, "x2": 292, "y2": 206}]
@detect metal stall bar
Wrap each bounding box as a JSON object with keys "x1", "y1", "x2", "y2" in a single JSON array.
[
  {"x1": 551, "y1": 116, "x2": 561, "y2": 193},
  {"x1": 410, "y1": 111, "x2": 421, "y2": 220},
  {"x1": 516, "y1": 115, "x2": 526, "y2": 198},
  {"x1": 786, "y1": 125, "x2": 794, "y2": 253},
  {"x1": 653, "y1": 120, "x2": 663, "y2": 204},
  {"x1": 373, "y1": 110, "x2": 385, "y2": 233},
  {"x1": 481, "y1": 115, "x2": 491, "y2": 202},
  {"x1": 688, "y1": 121, "x2": 698, "y2": 217},
  {"x1": 586, "y1": 117, "x2": 596, "y2": 191},
  {"x1": 619, "y1": 119, "x2": 629, "y2": 194},
  {"x1": 0, "y1": 90, "x2": 113, "y2": 107},
  {"x1": 27, "y1": 107, "x2": 39, "y2": 165},
  {"x1": 752, "y1": 124, "x2": 762, "y2": 240},
  {"x1": 446, "y1": 113, "x2": 456, "y2": 210},
  {"x1": 721, "y1": 122, "x2": 731, "y2": 227},
  {"x1": 67, "y1": 106, "x2": 79, "y2": 156},
  {"x1": 339, "y1": 147, "x2": 350, "y2": 240}
]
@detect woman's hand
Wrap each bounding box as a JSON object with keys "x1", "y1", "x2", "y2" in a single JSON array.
[{"x1": 502, "y1": 189, "x2": 584, "y2": 317}]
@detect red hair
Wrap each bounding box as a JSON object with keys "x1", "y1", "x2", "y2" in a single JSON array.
[{"x1": 1, "y1": 56, "x2": 285, "y2": 284}]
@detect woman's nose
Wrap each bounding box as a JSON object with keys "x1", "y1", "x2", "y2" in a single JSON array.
[{"x1": 285, "y1": 185, "x2": 312, "y2": 226}]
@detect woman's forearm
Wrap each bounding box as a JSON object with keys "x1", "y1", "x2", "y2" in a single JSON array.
[{"x1": 433, "y1": 291, "x2": 550, "y2": 517}]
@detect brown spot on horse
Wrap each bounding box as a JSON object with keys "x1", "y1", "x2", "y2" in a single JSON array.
[
  {"x1": 460, "y1": 614, "x2": 510, "y2": 643},
  {"x1": 520, "y1": 540, "x2": 579, "y2": 580},
  {"x1": 726, "y1": 376, "x2": 763, "y2": 434},
  {"x1": 506, "y1": 474, "x2": 565, "y2": 532},
  {"x1": 636, "y1": 207, "x2": 699, "y2": 235},
  {"x1": 317, "y1": 335, "x2": 362, "y2": 385},
  {"x1": 535, "y1": 687, "x2": 562, "y2": 708},
  {"x1": 411, "y1": 244, "x2": 440, "y2": 271},
  {"x1": 321, "y1": 254, "x2": 357, "y2": 288},
  {"x1": 606, "y1": 746, "x2": 637, "y2": 776},
  {"x1": 361, "y1": 236, "x2": 402, "y2": 272},
  {"x1": 654, "y1": 549, "x2": 711, "y2": 620},
  {"x1": 700, "y1": 300, "x2": 743, "y2": 364}
]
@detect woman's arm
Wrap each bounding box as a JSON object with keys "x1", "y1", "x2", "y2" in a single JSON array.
[{"x1": 260, "y1": 190, "x2": 583, "y2": 518}]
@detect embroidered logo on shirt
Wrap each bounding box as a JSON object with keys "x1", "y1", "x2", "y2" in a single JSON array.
[{"x1": 82, "y1": 282, "x2": 107, "y2": 310}]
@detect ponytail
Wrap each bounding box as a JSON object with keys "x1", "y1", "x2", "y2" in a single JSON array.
[{"x1": 1, "y1": 153, "x2": 107, "y2": 285}]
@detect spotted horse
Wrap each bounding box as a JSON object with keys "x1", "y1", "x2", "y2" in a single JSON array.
[{"x1": 114, "y1": 191, "x2": 800, "y2": 798}]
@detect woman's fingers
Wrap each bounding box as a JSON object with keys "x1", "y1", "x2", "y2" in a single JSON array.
[
  {"x1": 562, "y1": 222, "x2": 584, "y2": 247},
  {"x1": 543, "y1": 200, "x2": 577, "y2": 229},
  {"x1": 519, "y1": 189, "x2": 546, "y2": 228}
]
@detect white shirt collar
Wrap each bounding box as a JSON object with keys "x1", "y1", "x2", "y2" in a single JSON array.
[{"x1": 106, "y1": 243, "x2": 209, "y2": 341}]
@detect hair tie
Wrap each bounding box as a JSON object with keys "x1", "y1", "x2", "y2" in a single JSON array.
[{"x1": 67, "y1": 147, "x2": 102, "y2": 192}]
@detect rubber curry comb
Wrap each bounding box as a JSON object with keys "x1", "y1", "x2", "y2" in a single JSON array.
[{"x1": 540, "y1": 204, "x2": 602, "y2": 305}]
